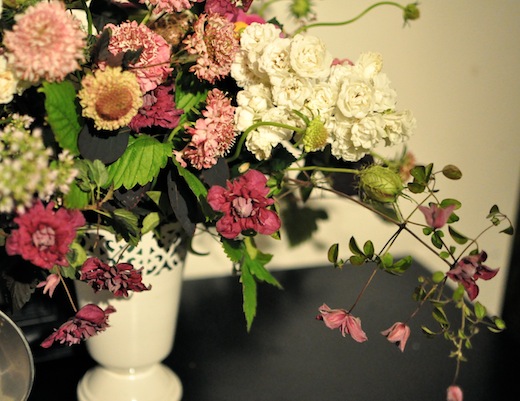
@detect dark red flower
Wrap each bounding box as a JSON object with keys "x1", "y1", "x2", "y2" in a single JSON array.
[
  {"x1": 40, "y1": 304, "x2": 116, "y2": 348},
  {"x1": 80, "y1": 257, "x2": 151, "y2": 297},
  {"x1": 5, "y1": 200, "x2": 85, "y2": 269}
]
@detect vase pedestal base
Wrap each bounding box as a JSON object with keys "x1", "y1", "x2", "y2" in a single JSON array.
[{"x1": 76, "y1": 363, "x2": 182, "y2": 401}]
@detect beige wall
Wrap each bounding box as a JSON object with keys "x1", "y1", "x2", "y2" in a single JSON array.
[{"x1": 184, "y1": 0, "x2": 520, "y2": 317}]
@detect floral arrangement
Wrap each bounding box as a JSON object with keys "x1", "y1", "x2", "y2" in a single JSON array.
[{"x1": 0, "y1": 0, "x2": 513, "y2": 399}]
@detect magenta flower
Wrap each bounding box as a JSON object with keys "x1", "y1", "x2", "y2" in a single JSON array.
[
  {"x1": 418, "y1": 203, "x2": 456, "y2": 229},
  {"x1": 40, "y1": 304, "x2": 116, "y2": 348},
  {"x1": 446, "y1": 385, "x2": 464, "y2": 401},
  {"x1": 381, "y1": 322, "x2": 411, "y2": 352},
  {"x1": 446, "y1": 251, "x2": 499, "y2": 301},
  {"x1": 80, "y1": 257, "x2": 151, "y2": 297},
  {"x1": 5, "y1": 200, "x2": 85, "y2": 269},
  {"x1": 316, "y1": 303, "x2": 368, "y2": 343},
  {"x1": 207, "y1": 169, "x2": 281, "y2": 239},
  {"x1": 205, "y1": 0, "x2": 253, "y2": 21},
  {"x1": 37, "y1": 274, "x2": 61, "y2": 298}
]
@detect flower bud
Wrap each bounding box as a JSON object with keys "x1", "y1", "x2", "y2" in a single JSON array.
[
  {"x1": 403, "y1": 3, "x2": 420, "y2": 22},
  {"x1": 442, "y1": 164, "x2": 462, "y2": 180},
  {"x1": 290, "y1": 0, "x2": 313, "y2": 19},
  {"x1": 359, "y1": 165, "x2": 404, "y2": 203},
  {"x1": 303, "y1": 117, "x2": 329, "y2": 152}
]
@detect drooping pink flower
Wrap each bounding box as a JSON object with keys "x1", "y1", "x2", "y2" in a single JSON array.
[
  {"x1": 3, "y1": 1, "x2": 86, "y2": 82},
  {"x1": 41, "y1": 304, "x2": 116, "y2": 348},
  {"x1": 419, "y1": 203, "x2": 456, "y2": 229},
  {"x1": 129, "y1": 84, "x2": 184, "y2": 132},
  {"x1": 180, "y1": 88, "x2": 237, "y2": 169},
  {"x1": 207, "y1": 169, "x2": 281, "y2": 239},
  {"x1": 100, "y1": 21, "x2": 172, "y2": 93},
  {"x1": 80, "y1": 257, "x2": 151, "y2": 297},
  {"x1": 5, "y1": 201, "x2": 86, "y2": 270},
  {"x1": 447, "y1": 385, "x2": 464, "y2": 401},
  {"x1": 381, "y1": 322, "x2": 411, "y2": 352},
  {"x1": 183, "y1": 13, "x2": 240, "y2": 83},
  {"x1": 446, "y1": 251, "x2": 499, "y2": 301},
  {"x1": 316, "y1": 303, "x2": 368, "y2": 343}
]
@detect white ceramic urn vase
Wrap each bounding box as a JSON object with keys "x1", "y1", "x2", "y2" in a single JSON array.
[{"x1": 74, "y1": 224, "x2": 187, "y2": 401}]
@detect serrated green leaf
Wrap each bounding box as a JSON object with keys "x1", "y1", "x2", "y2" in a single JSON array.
[
  {"x1": 240, "y1": 262, "x2": 257, "y2": 332},
  {"x1": 448, "y1": 226, "x2": 469, "y2": 244},
  {"x1": 89, "y1": 159, "x2": 110, "y2": 188},
  {"x1": 63, "y1": 181, "x2": 90, "y2": 209},
  {"x1": 107, "y1": 136, "x2": 172, "y2": 189},
  {"x1": 39, "y1": 81, "x2": 82, "y2": 155},
  {"x1": 221, "y1": 238, "x2": 244, "y2": 263}
]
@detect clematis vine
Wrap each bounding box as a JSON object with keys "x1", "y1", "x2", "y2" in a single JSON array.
[
  {"x1": 316, "y1": 303, "x2": 368, "y2": 343},
  {"x1": 380, "y1": 322, "x2": 411, "y2": 352},
  {"x1": 207, "y1": 169, "x2": 281, "y2": 239},
  {"x1": 446, "y1": 385, "x2": 464, "y2": 401},
  {"x1": 419, "y1": 202, "x2": 456, "y2": 229}
]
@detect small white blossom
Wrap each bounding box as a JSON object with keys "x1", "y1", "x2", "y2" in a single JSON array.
[
  {"x1": 336, "y1": 75, "x2": 375, "y2": 119},
  {"x1": 271, "y1": 74, "x2": 313, "y2": 110},
  {"x1": 0, "y1": 55, "x2": 19, "y2": 104},
  {"x1": 327, "y1": 118, "x2": 368, "y2": 162},
  {"x1": 350, "y1": 114, "x2": 386, "y2": 149},
  {"x1": 239, "y1": 22, "x2": 282, "y2": 78},
  {"x1": 354, "y1": 52, "x2": 384, "y2": 80},
  {"x1": 382, "y1": 109, "x2": 417, "y2": 145},
  {"x1": 289, "y1": 34, "x2": 333, "y2": 80},
  {"x1": 259, "y1": 37, "x2": 292, "y2": 85},
  {"x1": 372, "y1": 73, "x2": 397, "y2": 112}
]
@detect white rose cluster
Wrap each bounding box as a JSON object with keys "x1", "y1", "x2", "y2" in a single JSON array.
[{"x1": 231, "y1": 22, "x2": 416, "y2": 161}]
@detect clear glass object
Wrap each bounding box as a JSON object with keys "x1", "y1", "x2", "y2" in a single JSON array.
[{"x1": 0, "y1": 308, "x2": 34, "y2": 401}]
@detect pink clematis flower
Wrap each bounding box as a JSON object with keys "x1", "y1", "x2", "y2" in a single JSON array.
[
  {"x1": 381, "y1": 322, "x2": 411, "y2": 352},
  {"x1": 418, "y1": 203, "x2": 456, "y2": 229},
  {"x1": 80, "y1": 257, "x2": 151, "y2": 297},
  {"x1": 37, "y1": 274, "x2": 61, "y2": 298},
  {"x1": 316, "y1": 303, "x2": 368, "y2": 343},
  {"x1": 40, "y1": 304, "x2": 116, "y2": 348},
  {"x1": 5, "y1": 200, "x2": 85, "y2": 269},
  {"x1": 447, "y1": 385, "x2": 464, "y2": 401},
  {"x1": 446, "y1": 251, "x2": 499, "y2": 301},
  {"x1": 207, "y1": 169, "x2": 281, "y2": 239}
]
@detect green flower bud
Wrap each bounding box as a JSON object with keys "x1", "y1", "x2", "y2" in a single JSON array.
[
  {"x1": 290, "y1": 0, "x2": 314, "y2": 19},
  {"x1": 303, "y1": 117, "x2": 328, "y2": 152},
  {"x1": 359, "y1": 165, "x2": 404, "y2": 203},
  {"x1": 442, "y1": 164, "x2": 462, "y2": 180},
  {"x1": 403, "y1": 3, "x2": 420, "y2": 22}
]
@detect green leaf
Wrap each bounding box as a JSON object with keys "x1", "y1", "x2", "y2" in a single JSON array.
[
  {"x1": 221, "y1": 238, "x2": 244, "y2": 263},
  {"x1": 107, "y1": 136, "x2": 172, "y2": 189},
  {"x1": 440, "y1": 198, "x2": 461, "y2": 210},
  {"x1": 432, "y1": 271, "x2": 445, "y2": 283},
  {"x1": 474, "y1": 302, "x2": 487, "y2": 320},
  {"x1": 432, "y1": 306, "x2": 449, "y2": 326},
  {"x1": 63, "y1": 181, "x2": 90, "y2": 209},
  {"x1": 431, "y1": 230, "x2": 444, "y2": 249},
  {"x1": 448, "y1": 226, "x2": 469, "y2": 244},
  {"x1": 421, "y1": 325, "x2": 436, "y2": 338},
  {"x1": 363, "y1": 240, "x2": 374, "y2": 259},
  {"x1": 141, "y1": 212, "x2": 160, "y2": 234},
  {"x1": 39, "y1": 81, "x2": 82, "y2": 155},
  {"x1": 173, "y1": 159, "x2": 208, "y2": 200},
  {"x1": 349, "y1": 254, "x2": 366, "y2": 266},
  {"x1": 348, "y1": 236, "x2": 364, "y2": 256},
  {"x1": 240, "y1": 262, "x2": 257, "y2": 332},
  {"x1": 452, "y1": 284, "x2": 465, "y2": 302},
  {"x1": 328, "y1": 243, "x2": 339, "y2": 264},
  {"x1": 89, "y1": 159, "x2": 110, "y2": 188},
  {"x1": 379, "y1": 252, "x2": 393, "y2": 269}
]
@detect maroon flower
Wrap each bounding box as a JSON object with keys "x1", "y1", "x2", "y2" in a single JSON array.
[
  {"x1": 446, "y1": 385, "x2": 463, "y2": 401},
  {"x1": 381, "y1": 322, "x2": 411, "y2": 352},
  {"x1": 207, "y1": 169, "x2": 281, "y2": 239},
  {"x1": 418, "y1": 203, "x2": 456, "y2": 229},
  {"x1": 5, "y1": 200, "x2": 85, "y2": 269},
  {"x1": 446, "y1": 251, "x2": 499, "y2": 301},
  {"x1": 80, "y1": 257, "x2": 151, "y2": 297},
  {"x1": 40, "y1": 304, "x2": 116, "y2": 348},
  {"x1": 316, "y1": 303, "x2": 368, "y2": 343}
]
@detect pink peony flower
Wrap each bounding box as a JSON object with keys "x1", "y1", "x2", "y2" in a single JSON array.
[
  {"x1": 41, "y1": 304, "x2": 116, "y2": 348},
  {"x1": 100, "y1": 21, "x2": 172, "y2": 93},
  {"x1": 381, "y1": 322, "x2": 411, "y2": 352},
  {"x1": 5, "y1": 200, "x2": 85, "y2": 270},
  {"x1": 316, "y1": 303, "x2": 368, "y2": 343},
  {"x1": 446, "y1": 251, "x2": 499, "y2": 301},
  {"x1": 37, "y1": 274, "x2": 61, "y2": 298},
  {"x1": 129, "y1": 84, "x2": 184, "y2": 132},
  {"x1": 183, "y1": 13, "x2": 240, "y2": 83},
  {"x1": 3, "y1": 1, "x2": 86, "y2": 83},
  {"x1": 207, "y1": 169, "x2": 281, "y2": 239},
  {"x1": 80, "y1": 257, "x2": 151, "y2": 297},
  {"x1": 447, "y1": 385, "x2": 464, "y2": 401},
  {"x1": 180, "y1": 88, "x2": 237, "y2": 169},
  {"x1": 419, "y1": 203, "x2": 456, "y2": 229}
]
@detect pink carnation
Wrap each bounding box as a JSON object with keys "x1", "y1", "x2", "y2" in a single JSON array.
[
  {"x1": 207, "y1": 169, "x2": 281, "y2": 239},
  {"x1": 129, "y1": 84, "x2": 184, "y2": 132},
  {"x1": 5, "y1": 200, "x2": 86, "y2": 270},
  {"x1": 100, "y1": 20, "x2": 172, "y2": 93},
  {"x1": 3, "y1": 1, "x2": 86, "y2": 82},
  {"x1": 180, "y1": 88, "x2": 237, "y2": 169},
  {"x1": 41, "y1": 304, "x2": 116, "y2": 348},
  {"x1": 183, "y1": 13, "x2": 239, "y2": 83}
]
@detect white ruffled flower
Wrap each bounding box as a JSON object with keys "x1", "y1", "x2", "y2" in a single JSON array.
[
  {"x1": 304, "y1": 81, "x2": 337, "y2": 122},
  {"x1": 231, "y1": 50, "x2": 266, "y2": 89},
  {"x1": 354, "y1": 52, "x2": 383, "y2": 80},
  {"x1": 239, "y1": 22, "x2": 282, "y2": 78},
  {"x1": 271, "y1": 74, "x2": 313, "y2": 110},
  {"x1": 235, "y1": 83, "x2": 273, "y2": 131},
  {"x1": 258, "y1": 37, "x2": 292, "y2": 85},
  {"x1": 327, "y1": 118, "x2": 368, "y2": 162},
  {"x1": 350, "y1": 114, "x2": 386, "y2": 149},
  {"x1": 372, "y1": 73, "x2": 397, "y2": 112},
  {"x1": 336, "y1": 75, "x2": 375, "y2": 119},
  {"x1": 382, "y1": 109, "x2": 417, "y2": 145},
  {"x1": 289, "y1": 34, "x2": 333, "y2": 80},
  {"x1": 0, "y1": 56, "x2": 20, "y2": 104}
]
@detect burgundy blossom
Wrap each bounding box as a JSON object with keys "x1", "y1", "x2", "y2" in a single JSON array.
[
  {"x1": 447, "y1": 385, "x2": 464, "y2": 401},
  {"x1": 5, "y1": 200, "x2": 85, "y2": 269},
  {"x1": 41, "y1": 304, "x2": 116, "y2": 348},
  {"x1": 446, "y1": 251, "x2": 499, "y2": 301},
  {"x1": 316, "y1": 303, "x2": 368, "y2": 343},
  {"x1": 207, "y1": 169, "x2": 281, "y2": 239},
  {"x1": 381, "y1": 322, "x2": 411, "y2": 352},
  {"x1": 80, "y1": 257, "x2": 151, "y2": 297},
  {"x1": 418, "y1": 203, "x2": 456, "y2": 229}
]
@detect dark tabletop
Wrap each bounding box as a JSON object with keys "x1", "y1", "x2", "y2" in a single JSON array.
[{"x1": 26, "y1": 263, "x2": 518, "y2": 401}]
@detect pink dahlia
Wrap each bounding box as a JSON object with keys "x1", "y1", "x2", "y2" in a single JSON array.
[
  {"x1": 129, "y1": 84, "x2": 184, "y2": 132},
  {"x1": 80, "y1": 257, "x2": 151, "y2": 297},
  {"x1": 180, "y1": 88, "x2": 237, "y2": 169},
  {"x1": 207, "y1": 169, "x2": 281, "y2": 239},
  {"x1": 3, "y1": 1, "x2": 86, "y2": 82},
  {"x1": 41, "y1": 304, "x2": 116, "y2": 348},
  {"x1": 100, "y1": 20, "x2": 172, "y2": 93},
  {"x1": 5, "y1": 200, "x2": 86, "y2": 270},
  {"x1": 183, "y1": 13, "x2": 239, "y2": 83}
]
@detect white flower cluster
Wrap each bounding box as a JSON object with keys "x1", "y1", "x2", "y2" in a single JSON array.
[{"x1": 231, "y1": 22, "x2": 416, "y2": 161}]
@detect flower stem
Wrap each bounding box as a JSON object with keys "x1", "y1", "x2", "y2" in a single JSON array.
[{"x1": 59, "y1": 272, "x2": 78, "y2": 314}]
